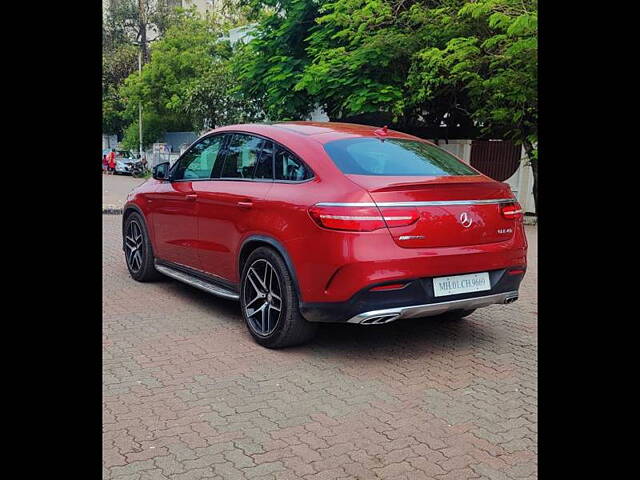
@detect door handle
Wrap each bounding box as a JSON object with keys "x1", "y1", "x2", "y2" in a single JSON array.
[
  {"x1": 237, "y1": 200, "x2": 253, "y2": 209},
  {"x1": 185, "y1": 194, "x2": 198, "y2": 201}
]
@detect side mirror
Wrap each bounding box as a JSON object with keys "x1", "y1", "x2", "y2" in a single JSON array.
[{"x1": 152, "y1": 162, "x2": 170, "y2": 180}]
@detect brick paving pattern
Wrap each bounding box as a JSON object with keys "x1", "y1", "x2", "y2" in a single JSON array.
[
  {"x1": 103, "y1": 215, "x2": 537, "y2": 479},
  {"x1": 103, "y1": 175, "x2": 147, "y2": 210}
]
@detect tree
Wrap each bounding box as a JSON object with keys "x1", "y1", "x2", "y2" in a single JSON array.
[
  {"x1": 120, "y1": 9, "x2": 262, "y2": 139},
  {"x1": 103, "y1": 0, "x2": 181, "y2": 61},
  {"x1": 103, "y1": 43, "x2": 140, "y2": 136},
  {"x1": 298, "y1": 0, "x2": 477, "y2": 130},
  {"x1": 102, "y1": 1, "x2": 183, "y2": 136},
  {"x1": 183, "y1": 63, "x2": 265, "y2": 129},
  {"x1": 414, "y1": 0, "x2": 538, "y2": 211},
  {"x1": 233, "y1": 0, "x2": 321, "y2": 121},
  {"x1": 235, "y1": 0, "x2": 479, "y2": 132},
  {"x1": 121, "y1": 111, "x2": 170, "y2": 150},
  {"x1": 234, "y1": 0, "x2": 537, "y2": 211}
]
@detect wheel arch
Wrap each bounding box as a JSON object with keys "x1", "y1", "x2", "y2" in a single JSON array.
[
  {"x1": 238, "y1": 236, "x2": 301, "y2": 298},
  {"x1": 122, "y1": 204, "x2": 150, "y2": 249}
]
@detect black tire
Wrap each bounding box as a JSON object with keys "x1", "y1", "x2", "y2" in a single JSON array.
[
  {"x1": 439, "y1": 308, "x2": 476, "y2": 320},
  {"x1": 240, "y1": 247, "x2": 317, "y2": 348},
  {"x1": 123, "y1": 212, "x2": 162, "y2": 282}
]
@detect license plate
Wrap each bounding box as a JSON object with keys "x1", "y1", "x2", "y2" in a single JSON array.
[{"x1": 433, "y1": 272, "x2": 491, "y2": 297}]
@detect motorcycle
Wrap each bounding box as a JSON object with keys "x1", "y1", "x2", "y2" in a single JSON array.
[{"x1": 130, "y1": 160, "x2": 149, "y2": 178}]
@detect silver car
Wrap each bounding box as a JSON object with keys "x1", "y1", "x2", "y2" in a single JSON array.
[{"x1": 115, "y1": 151, "x2": 139, "y2": 175}]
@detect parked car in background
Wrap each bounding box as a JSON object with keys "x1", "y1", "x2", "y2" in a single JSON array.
[
  {"x1": 115, "y1": 150, "x2": 140, "y2": 175},
  {"x1": 122, "y1": 122, "x2": 527, "y2": 348}
]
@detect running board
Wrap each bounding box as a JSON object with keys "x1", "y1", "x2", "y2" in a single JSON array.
[{"x1": 154, "y1": 262, "x2": 240, "y2": 300}]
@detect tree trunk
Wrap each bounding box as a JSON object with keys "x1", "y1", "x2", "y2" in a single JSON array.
[{"x1": 523, "y1": 141, "x2": 538, "y2": 217}]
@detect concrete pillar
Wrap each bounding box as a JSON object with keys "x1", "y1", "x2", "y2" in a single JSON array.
[
  {"x1": 461, "y1": 140, "x2": 472, "y2": 164},
  {"x1": 516, "y1": 146, "x2": 536, "y2": 214}
]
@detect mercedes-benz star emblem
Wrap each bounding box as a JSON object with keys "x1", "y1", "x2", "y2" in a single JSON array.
[{"x1": 459, "y1": 212, "x2": 473, "y2": 228}]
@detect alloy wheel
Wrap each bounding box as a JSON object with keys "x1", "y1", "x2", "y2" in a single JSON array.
[
  {"x1": 243, "y1": 259, "x2": 282, "y2": 336},
  {"x1": 125, "y1": 220, "x2": 144, "y2": 273}
]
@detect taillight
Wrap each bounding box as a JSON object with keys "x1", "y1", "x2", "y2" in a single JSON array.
[
  {"x1": 501, "y1": 202, "x2": 523, "y2": 220},
  {"x1": 308, "y1": 204, "x2": 419, "y2": 232},
  {"x1": 309, "y1": 205, "x2": 385, "y2": 231},
  {"x1": 378, "y1": 207, "x2": 420, "y2": 228}
]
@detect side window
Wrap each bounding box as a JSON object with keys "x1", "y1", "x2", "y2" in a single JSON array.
[
  {"x1": 274, "y1": 145, "x2": 313, "y2": 181},
  {"x1": 220, "y1": 134, "x2": 263, "y2": 179},
  {"x1": 254, "y1": 140, "x2": 274, "y2": 180},
  {"x1": 173, "y1": 135, "x2": 223, "y2": 180}
]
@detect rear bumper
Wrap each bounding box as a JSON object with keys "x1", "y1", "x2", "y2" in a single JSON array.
[
  {"x1": 347, "y1": 291, "x2": 518, "y2": 325},
  {"x1": 286, "y1": 224, "x2": 527, "y2": 303},
  {"x1": 299, "y1": 268, "x2": 525, "y2": 323}
]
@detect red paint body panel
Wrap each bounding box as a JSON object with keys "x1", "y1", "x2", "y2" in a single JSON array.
[
  {"x1": 124, "y1": 122, "x2": 527, "y2": 308},
  {"x1": 193, "y1": 180, "x2": 274, "y2": 280}
]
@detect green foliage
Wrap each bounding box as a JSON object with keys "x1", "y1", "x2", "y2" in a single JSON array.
[
  {"x1": 103, "y1": 89, "x2": 127, "y2": 136},
  {"x1": 102, "y1": 44, "x2": 140, "y2": 136},
  {"x1": 121, "y1": 111, "x2": 170, "y2": 151},
  {"x1": 412, "y1": 0, "x2": 538, "y2": 209},
  {"x1": 120, "y1": 9, "x2": 261, "y2": 131},
  {"x1": 233, "y1": 0, "x2": 321, "y2": 120},
  {"x1": 183, "y1": 63, "x2": 265, "y2": 129},
  {"x1": 233, "y1": 0, "x2": 480, "y2": 129},
  {"x1": 121, "y1": 11, "x2": 223, "y2": 120},
  {"x1": 415, "y1": 0, "x2": 538, "y2": 150},
  {"x1": 298, "y1": 0, "x2": 413, "y2": 120},
  {"x1": 235, "y1": 0, "x2": 535, "y2": 149},
  {"x1": 102, "y1": 1, "x2": 184, "y2": 136},
  {"x1": 103, "y1": 43, "x2": 139, "y2": 90},
  {"x1": 232, "y1": 0, "x2": 537, "y2": 208}
]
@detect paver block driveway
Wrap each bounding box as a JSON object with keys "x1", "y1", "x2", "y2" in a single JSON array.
[
  {"x1": 103, "y1": 174, "x2": 146, "y2": 210},
  {"x1": 103, "y1": 215, "x2": 537, "y2": 479}
]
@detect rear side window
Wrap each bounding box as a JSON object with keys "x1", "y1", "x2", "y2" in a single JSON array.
[
  {"x1": 220, "y1": 134, "x2": 263, "y2": 179},
  {"x1": 323, "y1": 138, "x2": 478, "y2": 176},
  {"x1": 254, "y1": 140, "x2": 274, "y2": 179},
  {"x1": 274, "y1": 145, "x2": 313, "y2": 181}
]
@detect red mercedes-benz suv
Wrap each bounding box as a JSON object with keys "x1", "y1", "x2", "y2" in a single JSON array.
[{"x1": 122, "y1": 122, "x2": 527, "y2": 348}]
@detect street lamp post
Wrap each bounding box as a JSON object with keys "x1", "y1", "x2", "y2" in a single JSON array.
[{"x1": 138, "y1": 49, "x2": 143, "y2": 159}]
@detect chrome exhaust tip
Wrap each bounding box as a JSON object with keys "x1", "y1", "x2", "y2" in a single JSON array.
[
  {"x1": 503, "y1": 294, "x2": 519, "y2": 304},
  {"x1": 360, "y1": 314, "x2": 401, "y2": 325}
]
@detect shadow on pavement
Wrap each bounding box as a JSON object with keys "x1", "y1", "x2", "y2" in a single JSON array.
[
  {"x1": 158, "y1": 276, "x2": 495, "y2": 357},
  {"x1": 307, "y1": 316, "x2": 491, "y2": 356}
]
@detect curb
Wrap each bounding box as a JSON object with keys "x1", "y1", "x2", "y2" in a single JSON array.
[{"x1": 103, "y1": 205, "x2": 123, "y2": 215}]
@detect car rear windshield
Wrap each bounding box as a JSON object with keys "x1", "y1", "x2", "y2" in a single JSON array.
[{"x1": 323, "y1": 138, "x2": 478, "y2": 176}]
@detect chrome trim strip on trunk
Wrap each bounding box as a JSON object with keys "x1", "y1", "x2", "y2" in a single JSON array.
[
  {"x1": 347, "y1": 291, "x2": 518, "y2": 324},
  {"x1": 316, "y1": 199, "x2": 515, "y2": 208},
  {"x1": 155, "y1": 262, "x2": 240, "y2": 300}
]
